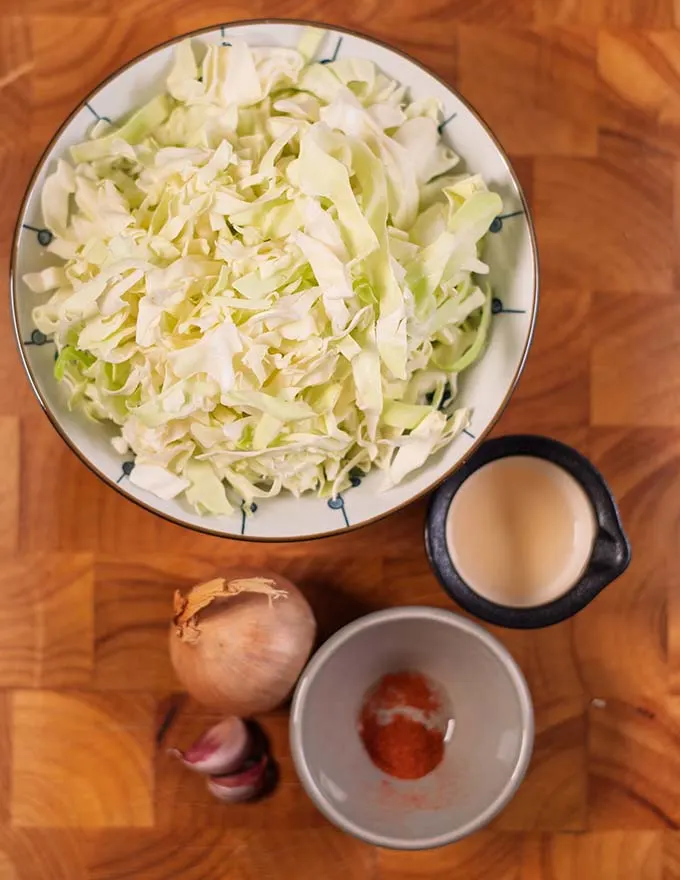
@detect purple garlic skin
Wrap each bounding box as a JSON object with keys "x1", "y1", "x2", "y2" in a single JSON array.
[
  {"x1": 207, "y1": 755, "x2": 269, "y2": 804},
  {"x1": 169, "y1": 717, "x2": 251, "y2": 775}
]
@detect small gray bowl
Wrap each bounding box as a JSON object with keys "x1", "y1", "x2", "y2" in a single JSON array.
[{"x1": 290, "y1": 607, "x2": 533, "y2": 850}]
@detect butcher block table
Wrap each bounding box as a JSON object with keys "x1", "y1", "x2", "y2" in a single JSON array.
[{"x1": 1, "y1": 0, "x2": 679, "y2": 877}]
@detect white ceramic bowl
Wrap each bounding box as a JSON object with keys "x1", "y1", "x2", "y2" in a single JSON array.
[
  {"x1": 290, "y1": 607, "x2": 534, "y2": 849},
  {"x1": 11, "y1": 20, "x2": 538, "y2": 541}
]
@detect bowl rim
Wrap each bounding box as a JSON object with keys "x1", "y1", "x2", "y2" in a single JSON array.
[
  {"x1": 289, "y1": 606, "x2": 535, "y2": 850},
  {"x1": 10, "y1": 18, "x2": 539, "y2": 543}
]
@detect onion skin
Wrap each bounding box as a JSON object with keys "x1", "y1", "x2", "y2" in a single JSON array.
[{"x1": 169, "y1": 569, "x2": 316, "y2": 715}]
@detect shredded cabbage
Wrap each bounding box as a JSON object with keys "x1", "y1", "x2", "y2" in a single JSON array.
[{"x1": 25, "y1": 34, "x2": 502, "y2": 515}]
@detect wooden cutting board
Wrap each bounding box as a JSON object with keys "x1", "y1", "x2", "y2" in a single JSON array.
[{"x1": 1, "y1": 0, "x2": 679, "y2": 876}]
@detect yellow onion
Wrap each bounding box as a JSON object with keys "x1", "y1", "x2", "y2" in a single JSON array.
[{"x1": 169, "y1": 570, "x2": 316, "y2": 715}]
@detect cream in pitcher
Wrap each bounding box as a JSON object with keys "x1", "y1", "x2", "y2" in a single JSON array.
[{"x1": 445, "y1": 456, "x2": 598, "y2": 608}]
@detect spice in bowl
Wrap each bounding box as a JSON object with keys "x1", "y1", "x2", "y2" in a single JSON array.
[{"x1": 358, "y1": 671, "x2": 452, "y2": 780}]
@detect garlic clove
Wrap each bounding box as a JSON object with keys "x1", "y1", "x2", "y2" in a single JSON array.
[
  {"x1": 207, "y1": 754, "x2": 269, "y2": 803},
  {"x1": 169, "y1": 716, "x2": 251, "y2": 775}
]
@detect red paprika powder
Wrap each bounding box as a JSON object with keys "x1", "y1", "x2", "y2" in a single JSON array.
[{"x1": 359, "y1": 670, "x2": 446, "y2": 780}]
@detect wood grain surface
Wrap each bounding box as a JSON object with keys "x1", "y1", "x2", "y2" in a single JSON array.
[{"x1": 1, "y1": 0, "x2": 679, "y2": 877}]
